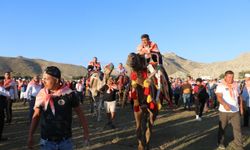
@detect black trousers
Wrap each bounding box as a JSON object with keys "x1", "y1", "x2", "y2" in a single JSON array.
[
  {"x1": 174, "y1": 93, "x2": 180, "y2": 106},
  {"x1": 0, "y1": 108, "x2": 5, "y2": 139},
  {"x1": 195, "y1": 98, "x2": 206, "y2": 117},
  {"x1": 5, "y1": 99, "x2": 12, "y2": 123},
  {"x1": 244, "y1": 107, "x2": 250, "y2": 127}
]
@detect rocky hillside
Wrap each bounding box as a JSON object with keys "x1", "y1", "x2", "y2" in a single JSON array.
[
  {"x1": 162, "y1": 52, "x2": 250, "y2": 79},
  {"x1": 0, "y1": 56, "x2": 87, "y2": 79},
  {"x1": 1, "y1": 52, "x2": 249, "y2": 80}
]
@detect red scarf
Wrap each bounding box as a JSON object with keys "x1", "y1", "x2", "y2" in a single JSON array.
[
  {"x1": 36, "y1": 85, "x2": 72, "y2": 115},
  {"x1": 222, "y1": 80, "x2": 238, "y2": 100},
  {"x1": 4, "y1": 79, "x2": 12, "y2": 87}
]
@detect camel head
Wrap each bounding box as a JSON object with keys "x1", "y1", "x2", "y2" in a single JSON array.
[
  {"x1": 126, "y1": 53, "x2": 147, "y2": 71},
  {"x1": 103, "y1": 63, "x2": 114, "y2": 78}
]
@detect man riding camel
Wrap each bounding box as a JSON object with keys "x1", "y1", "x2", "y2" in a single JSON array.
[
  {"x1": 137, "y1": 34, "x2": 163, "y2": 65},
  {"x1": 116, "y1": 63, "x2": 127, "y2": 76},
  {"x1": 87, "y1": 57, "x2": 101, "y2": 73}
]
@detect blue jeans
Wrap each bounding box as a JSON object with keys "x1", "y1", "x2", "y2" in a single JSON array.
[
  {"x1": 183, "y1": 94, "x2": 191, "y2": 109},
  {"x1": 40, "y1": 138, "x2": 73, "y2": 150}
]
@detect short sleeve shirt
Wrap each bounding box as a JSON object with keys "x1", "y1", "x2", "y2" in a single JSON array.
[
  {"x1": 35, "y1": 90, "x2": 80, "y2": 139},
  {"x1": 215, "y1": 82, "x2": 239, "y2": 112}
]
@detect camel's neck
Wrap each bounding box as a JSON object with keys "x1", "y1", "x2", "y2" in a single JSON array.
[{"x1": 103, "y1": 73, "x2": 111, "y2": 83}]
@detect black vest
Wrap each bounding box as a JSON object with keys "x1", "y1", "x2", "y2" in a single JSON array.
[{"x1": 40, "y1": 92, "x2": 79, "y2": 139}]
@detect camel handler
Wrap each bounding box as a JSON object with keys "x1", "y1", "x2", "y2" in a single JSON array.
[{"x1": 28, "y1": 66, "x2": 90, "y2": 150}]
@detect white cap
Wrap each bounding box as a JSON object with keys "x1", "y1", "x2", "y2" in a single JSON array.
[{"x1": 245, "y1": 73, "x2": 250, "y2": 78}]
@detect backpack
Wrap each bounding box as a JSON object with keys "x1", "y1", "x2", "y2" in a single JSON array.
[{"x1": 198, "y1": 85, "x2": 209, "y2": 100}]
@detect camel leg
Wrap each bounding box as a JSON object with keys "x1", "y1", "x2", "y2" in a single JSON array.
[
  {"x1": 134, "y1": 110, "x2": 145, "y2": 150},
  {"x1": 118, "y1": 89, "x2": 122, "y2": 106},
  {"x1": 122, "y1": 89, "x2": 127, "y2": 108},
  {"x1": 90, "y1": 96, "x2": 95, "y2": 114},
  {"x1": 140, "y1": 109, "x2": 149, "y2": 150},
  {"x1": 97, "y1": 96, "x2": 103, "y2": 122},
  {"x1": 145, "y1": 109, "x2": 154, "y2": 150}
]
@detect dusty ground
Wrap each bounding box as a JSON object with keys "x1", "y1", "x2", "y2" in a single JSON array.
[{"x1": 0, "y1": 98, "x2": 249, "y2": 150}]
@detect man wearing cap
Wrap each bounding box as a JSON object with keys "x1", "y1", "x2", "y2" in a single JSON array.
[
  {"x1": 25, "y1": 75, "x2": 42, "y2": 123},
  {"x1": 4, "y1": 71, "x2": 18, "y2": 123},
  {"x1": 242, "y1": 73, "x2": 250, "y2": 127},
  {"x1": 0, "y1": 76, "x2": 10, "y2": 142},
  {"x1": 216, "y1": 70, "x2": 244, "y2": 150},
  {"x1": 28, "y1": 66, "x2": 90, "y2": 150}
]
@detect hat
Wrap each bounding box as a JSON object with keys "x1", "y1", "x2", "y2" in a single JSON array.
[
  {"x1": 245, "y1": 73, "x2": 250, "y2": 78},
  {"x1": 44, "y1": 66, "x2": 61, "y2": 79}
]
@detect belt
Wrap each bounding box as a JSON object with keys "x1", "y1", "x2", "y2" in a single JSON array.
[{"x1": 42, "y1": 136, "x2": 70, "y2": 143}]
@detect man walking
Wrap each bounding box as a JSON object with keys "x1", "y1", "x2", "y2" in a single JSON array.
[
  {"x1": 4, "y1": 71, "x2": 18, "y2": 124},
  {"x1": 216, "y1": 70, "x2": 244, "y2": 150},
  {"x1": 0, "y1": 76, "x2": 10, "y2": 142},
  {"x1": 25, "y1": 75, "x2": 42, "y2": 123},
  {"x1": 28, "y1": 66, "x2": 89, "y2": 150}
]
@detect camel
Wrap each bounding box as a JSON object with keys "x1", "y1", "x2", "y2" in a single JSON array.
[
  {"x1": 126, "y1": 52, "x2": 172, "y2": 150},
  {"x1": 88, "y1": 63, "x2": 114, "y2": 121},
  {"x1": 116, "y1": 74, "x2": 130, "y2": 108}
]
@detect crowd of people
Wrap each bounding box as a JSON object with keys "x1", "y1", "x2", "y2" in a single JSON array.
[{"x1": 0, "y1": 34, "x2": 249, "y2": 150}]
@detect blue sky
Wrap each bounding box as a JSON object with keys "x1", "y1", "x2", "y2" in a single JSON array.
[{"x1": 0, "y1": 0, "x2": 249, "y2": 68}]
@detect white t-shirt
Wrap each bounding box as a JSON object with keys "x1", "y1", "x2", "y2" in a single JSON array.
[
  {"x1": 0, "y1": 86, "x2": 10, "y2": 97},
  {"x1": 215, "y1": 82, "x2": 239, "y2": 112},
  {"x1": 26, "y1": 83, "x2": 42, "y2": 99},
  {"x1": 76, "y1": 83, "x2": 84, "y2": 92}
]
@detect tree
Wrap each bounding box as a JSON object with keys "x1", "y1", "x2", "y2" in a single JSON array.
[
  {"x1": 239, "y1": 70, "x2": 250, "y2": 79},
  {"x1": 219, "y1": 73, "x2": 224, "y2": 79}
]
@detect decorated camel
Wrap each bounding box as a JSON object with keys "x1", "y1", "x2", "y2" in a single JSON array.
[{"x1": 126, "y1": 52, "x2": 172, "y2": 150}]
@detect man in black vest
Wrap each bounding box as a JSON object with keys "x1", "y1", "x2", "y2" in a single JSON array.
[{"x1": 28, "y1": 66, "x2": 89, "y2": 150}]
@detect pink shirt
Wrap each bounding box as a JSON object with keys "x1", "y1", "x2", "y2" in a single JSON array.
[{"x1": 137, "y1": 41, "x2": 160, "y2": 58}]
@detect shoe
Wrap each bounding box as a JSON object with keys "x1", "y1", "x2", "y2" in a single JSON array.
[
  {"x1": 217, "y1": 144, "x2": 225, "y2": 150},
  {"x1": 0, "y1": 137, "x2": 9, "y2": 142},
  {"x1": 110, "y1": 124, "x2": 116, "y2": 129},
  {"x1": 103, "y1": 121, "x2": 111, "y2": 129},
  {"x1": 196, "y1": 117, "x2": 202, "y2": 121}
]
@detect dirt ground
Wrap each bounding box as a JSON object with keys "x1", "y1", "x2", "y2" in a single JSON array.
[{"x1": 0, "y1": 98, "x2": 249, "y2": 150}]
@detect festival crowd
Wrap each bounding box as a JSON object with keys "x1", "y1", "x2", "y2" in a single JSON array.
[{"x1": 0, "y1": 34, "x2": 249, "y2": 150}]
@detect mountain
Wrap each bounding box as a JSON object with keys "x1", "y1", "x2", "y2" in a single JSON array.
[
  {"x1": 189, "y1": 52, "x2": 250, "y2": 79},
  {"x1": 1, "y1": 52, "x2": 249, "y2": 80},
  {"x1": 162, "y1": 52, "x2": 250, "y2": 79},
  {"x1": 0, "y1": 56, "x2": 87, "y2": 80},
  {"x1": 162, "y1": 52, "x2": 206, "y2": 75}
]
